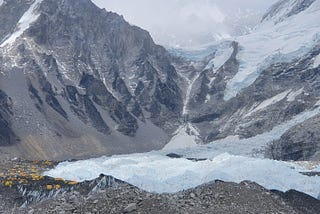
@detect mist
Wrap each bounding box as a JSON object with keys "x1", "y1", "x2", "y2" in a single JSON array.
[{"x1": 92, "y1": 0, "x2": 279, "y2": 48}]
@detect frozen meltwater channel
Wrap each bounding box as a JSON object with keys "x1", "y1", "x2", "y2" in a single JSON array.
[
  {"x1": 182, "y1": 73, "x2": 201, "y2": 115},
  {"x1": 0, "y1": 0, "x2": 43, "y2": 47}
]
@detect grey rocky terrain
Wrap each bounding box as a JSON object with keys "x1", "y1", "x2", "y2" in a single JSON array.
[
  {"x1": 268, "y1": 114, "x2": 320, "y2": 161},
  {"x1": 1, "y1": 175, "x2": 319, "y2": 214}
]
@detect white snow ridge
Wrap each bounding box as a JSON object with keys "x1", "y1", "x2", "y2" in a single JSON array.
[{"x1": 0, "y1": 0, "x2": 43, "y2": 48}]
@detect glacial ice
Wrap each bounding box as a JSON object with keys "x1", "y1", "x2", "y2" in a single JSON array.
[
  {"x1": 45, "y1": 151, "x2": 320, "y2": 198},
  {"x1": 45, "y1": 107, "x2": 320, "y2": 199},
  {"x1": 224, "y1": 1, "x2": 320, "y2": 100}
]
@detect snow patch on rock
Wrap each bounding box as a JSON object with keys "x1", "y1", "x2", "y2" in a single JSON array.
[
  {"x1": 313, "y1": 54, "x2": 320, "y2": 68},
  {"x1": 163, "y1": 124, "x2": 199, "y2": 150},
  {"x1": 245, "y1": 90, "x2": 291, "y2": 117},
  {"x1": 0, "y1": 0, "x2": 43, "y2": 47},
  {"x1": 287, "y1": 88, "x2": 304, "y2": 102},
  {"x1": 182, "y1": 72, "x2": 202, "y2": 115}
]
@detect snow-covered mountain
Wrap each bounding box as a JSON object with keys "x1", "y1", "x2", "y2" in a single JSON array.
[
  {"x1": 168, "y1": 0, "x2": 320, "y2": 162},
  {"x1": 0, "y1": 0, "x2": 183, "y2": 160},
  {"x1": 45, "y1": 0, "x2": 319, "y2": 201},
  {"x1": 0, "y1": 0, "x2": 319, "y2": 162},
  {"x1": 0, "y1": 0, "x2": 320, "y2": 203}
]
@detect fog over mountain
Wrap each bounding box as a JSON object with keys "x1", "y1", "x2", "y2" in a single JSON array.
[{"x1": 92, "y1": 0, "x2": 279, "y2": 48}]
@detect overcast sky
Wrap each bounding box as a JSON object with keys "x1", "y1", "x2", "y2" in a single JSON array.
[{"x1": 92, "y1": 0, "x2": 279, "y2": 48}]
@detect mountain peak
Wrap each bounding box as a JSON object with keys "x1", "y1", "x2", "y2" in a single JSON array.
[{"x1": 0, "y1": 0, "x2": 182, "y2": 160}]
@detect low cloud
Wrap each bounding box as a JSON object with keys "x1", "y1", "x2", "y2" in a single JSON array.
[{"x1": 92, "y1": 0, "x2": 279, "y2": 48}]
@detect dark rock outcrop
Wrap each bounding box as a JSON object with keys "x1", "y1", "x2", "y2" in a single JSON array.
[{"x1": 268, "y1": 115, "x2": 320, "y2": 161}]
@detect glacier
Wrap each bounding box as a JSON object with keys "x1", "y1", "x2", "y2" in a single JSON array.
[
  {"x1": 45, "y1": 151, "x2": 320, "y2": 199},
  {"x1": 45, "y1": 107, "x2": 320, "y2": 199},
  {"x1": 224, "y1": 0, "x2": 320, "y2": 100}
]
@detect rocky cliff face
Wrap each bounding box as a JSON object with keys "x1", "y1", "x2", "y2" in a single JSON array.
[
  {"x1": 0, "y1": 0, "x2": 182, "y2": 160},
  {"x1": 268, "y1": 115, "x2": 320, "y2": 161}
]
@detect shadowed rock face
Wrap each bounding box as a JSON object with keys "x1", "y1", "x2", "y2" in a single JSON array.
[
  {"x1": 0, "y1": 0, "x2": 182, "y2": 160},
  {"x1": 0, "y1": 90, "x2": 16, "y2": 146},
  {"x1": 268, "y1": 115, "x2": 320, "y2": 161}
]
